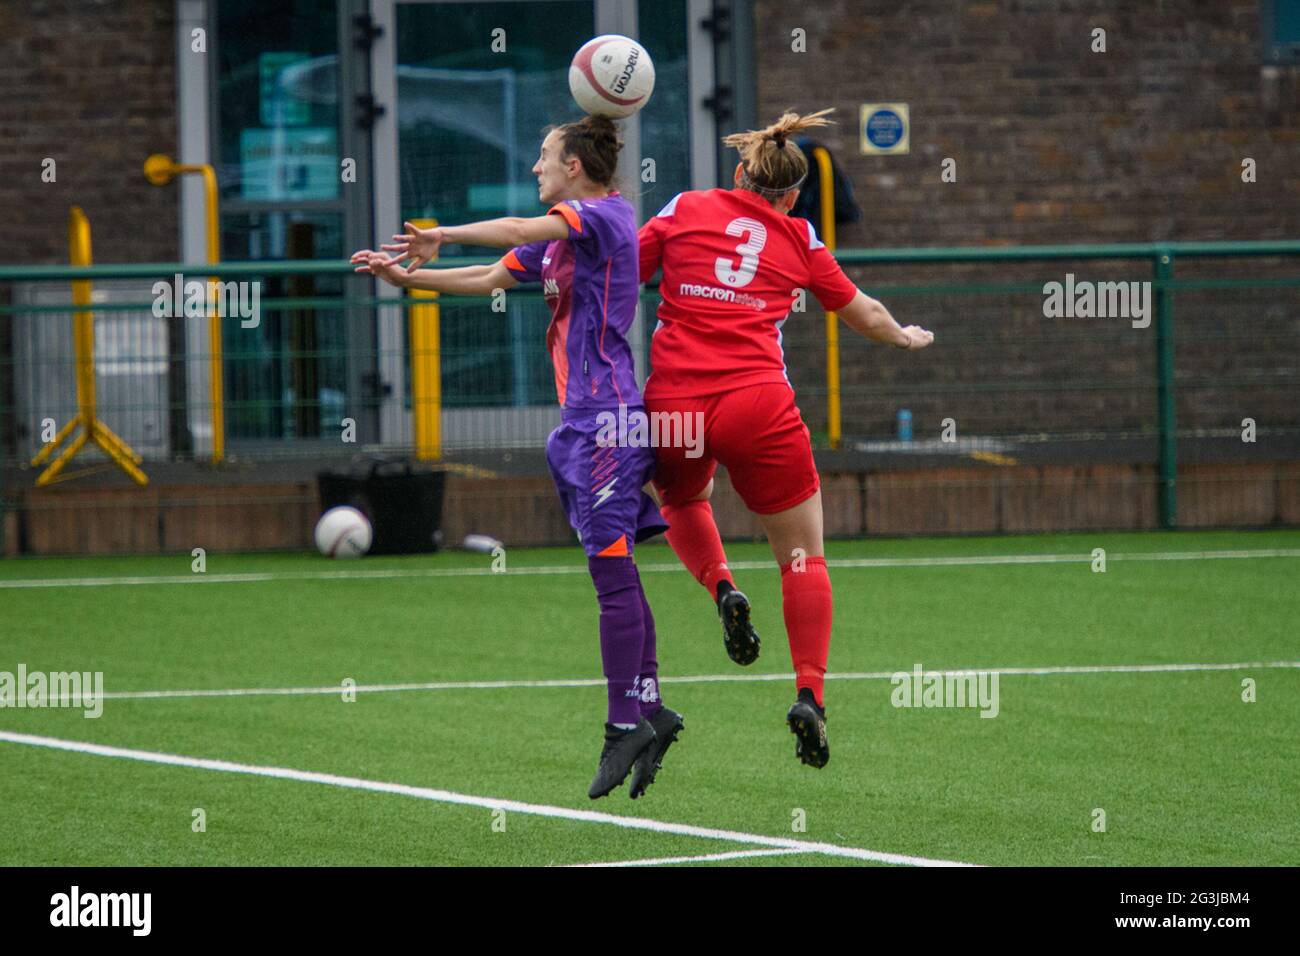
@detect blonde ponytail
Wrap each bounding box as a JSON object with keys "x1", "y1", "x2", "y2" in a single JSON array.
[{"x1": 722, "y1": 108, "x2": 835, "y2": 197}]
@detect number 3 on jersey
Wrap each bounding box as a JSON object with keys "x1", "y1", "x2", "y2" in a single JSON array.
[{"x1": 714, "y1": 216, "x2": 767, "y2": 288}]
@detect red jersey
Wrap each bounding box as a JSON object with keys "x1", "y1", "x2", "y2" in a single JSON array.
[{"x1": 638, "y1": 187, "x2": 859, "y2": 399}]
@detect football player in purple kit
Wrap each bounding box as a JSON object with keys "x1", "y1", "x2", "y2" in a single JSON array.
[{"x1": 350, "y1": 115, "x2": 682, "y2": 800}]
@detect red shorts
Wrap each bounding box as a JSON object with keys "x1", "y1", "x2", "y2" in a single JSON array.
[{"x1": 648, "y1": 382, "x2": 820, "y2": 515}]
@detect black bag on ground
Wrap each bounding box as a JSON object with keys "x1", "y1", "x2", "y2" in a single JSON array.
[{"x1": 317, "y1": 458, "x2": 446, "y2": 555}]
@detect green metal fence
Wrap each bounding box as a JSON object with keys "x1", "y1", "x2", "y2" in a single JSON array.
[
  {"x1": 1, "y1": 240, "x2": 1297, "y2": 553},
  {"x1": 825, "y1": 240, "x2": 1300, "y2": 527}
]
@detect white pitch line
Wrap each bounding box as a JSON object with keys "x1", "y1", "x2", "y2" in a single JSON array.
[
  {"x1": 570, "y1": 847, "x2": 808, "y2": 867},
  {"x1": 0, "y1": 730, "x2": 976, "y2": 868},
  {"x1": 2, "y1": 547, "x2": 1298, "y2": 590},
  {"x1": 52, "y1": 659, "x2": 1300, "y2": 705}
]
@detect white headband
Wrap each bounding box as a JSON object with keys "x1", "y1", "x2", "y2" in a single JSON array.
[{"x1": 739, "y1": 168, "x2": 807, "y2": 198}]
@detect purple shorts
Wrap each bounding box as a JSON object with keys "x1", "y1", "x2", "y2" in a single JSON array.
[{"x1": 545, "y1": 411, "x2": 668, "y2": 557}]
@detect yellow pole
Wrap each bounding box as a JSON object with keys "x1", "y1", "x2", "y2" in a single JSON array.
[
  {"x1": 31, "y1": 207, "x2": 148, "y2": 485},
  {"x1": 199, "y1": 165, "x2": 224, "y2": 464},
  {"x1": 29, "y1": 208, "x2": 94, "y2": 475},
  {"x1": 144, "y1": 154, "x2": 224, "y2": 463},
  {"x1": 811, "y1": 147, "x2": 841, "y2": 449},
  {"x1": 406, "y1": 218, "x2": 441, "y2": 460},
  {"x1": 69, "y1": 207, "x2": 96, "y2": 424}
]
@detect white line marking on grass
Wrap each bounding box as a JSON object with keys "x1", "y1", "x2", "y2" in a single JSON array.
[
  {"x1": 71, "y1": 660, "x2": 1300, "y2": 705},
  {"x1": 0, "y1": 731, "x2": 976, "y2": 868},
  {"x1": 3, "y1": 547, "x2": 1298, "y2": 590},
  {"x1": 570, "y1": 847, "x2": 808, "y2": 867}
]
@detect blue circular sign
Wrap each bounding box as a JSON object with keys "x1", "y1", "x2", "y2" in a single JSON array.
[{"x1": 865, "y1": 109, "x2": 904, "y2": 149}]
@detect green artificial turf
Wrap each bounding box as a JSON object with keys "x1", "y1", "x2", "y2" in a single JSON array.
[{"x1": 1, "y1": 529, "x2": 1297, "y2": 866}]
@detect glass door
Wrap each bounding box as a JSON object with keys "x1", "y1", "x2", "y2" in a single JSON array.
[
  {"x1": 396, "y1": 1, "x2": 597, "y2": 420},
  {"x1": 212, "y1": 0, "x2": 377, "y2": 449},
  {"x1": 372, "y1": 0, "x2": 699, "y2": 449}
]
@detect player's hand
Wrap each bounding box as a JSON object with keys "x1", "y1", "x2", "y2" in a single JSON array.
[
  {"x1": 382, "y1": 221, "x2": 444, "y2": 273},
  {"x1": 897, "y1": 326, "x2": 934, "y2": 350},
  {"x1": 351, "y1": 250, "x2": 408, "y2": 286}
]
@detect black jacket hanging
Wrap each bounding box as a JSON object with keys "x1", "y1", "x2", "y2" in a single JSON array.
[{"x1": 790, "y1": 137, "x2": 863, "y2": 228}]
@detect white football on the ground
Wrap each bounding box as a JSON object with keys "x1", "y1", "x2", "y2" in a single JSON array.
[{"x1": 314, "y1": 506, "x2": 372, "y2": 559}]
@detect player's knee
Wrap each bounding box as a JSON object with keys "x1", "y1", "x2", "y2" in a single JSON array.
[
  {"x1": 690, "y1": 478, "x2": 714, "y2": 502},
  {"x1": 659, "y1": 477, "x2": 712, "y2": 513},
  {"x1": 587, "y1": 554, "x2": 639, "y2": 596}
]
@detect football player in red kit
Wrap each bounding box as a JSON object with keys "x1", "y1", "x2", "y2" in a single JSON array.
[{"x1": 638, "y1": 108, "x2": 934, "y2": 768}]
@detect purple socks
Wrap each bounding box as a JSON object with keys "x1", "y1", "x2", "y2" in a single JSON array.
[{"x1": 588, "y1": 556, "x2": 661, "y2": 726}]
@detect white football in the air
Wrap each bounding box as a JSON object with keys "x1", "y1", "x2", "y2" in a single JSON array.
[
  {"x1": 314, "y1": 506, "x2": 372, "y2": 559},
  {"x1": 569, "y1": 35, "x2": 655, "y2": 118}
]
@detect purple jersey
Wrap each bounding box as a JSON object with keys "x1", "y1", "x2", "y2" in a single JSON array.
[{"x1": 501, "y1": 192, "x2": 643, "y2": 415}]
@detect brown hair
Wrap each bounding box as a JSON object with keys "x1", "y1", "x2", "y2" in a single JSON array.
[
  {"x1": 544, "y1": 115, "x2": 623, "y2": 187},
  {"x1": 722, "y1": 108, "x2": 835, "y2": 197}
]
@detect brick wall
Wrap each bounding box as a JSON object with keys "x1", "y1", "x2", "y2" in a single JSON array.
[
  {"x1": 752, "y1": 0, "x2": 1298, "y2": 247},
  {"x1": 0, "y1": 0, "x2": 1294, "y2": 448},
  {"x1": 0, "y1": 0, "x2": 178, "y2": 265},
  {"x1": 750, "y1": 0, "x2": 1300, "y2": 439}
]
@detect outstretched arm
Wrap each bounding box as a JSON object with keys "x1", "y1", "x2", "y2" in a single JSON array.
[
  {"x1": 381, "y1": 215, "x2": 570, "y2": 271},
  {"x1": 351, "y1": 251, "x2": 519, "y2": 296},
  {"x1": 440, "y1": 215, "x2": 569, "y2": 249},
  {"x1": 836, "y1": 291, "x2": 934, "y2": 350}
]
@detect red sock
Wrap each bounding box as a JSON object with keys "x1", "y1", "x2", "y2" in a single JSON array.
[
  {"x1": 780, "y1": 556, "x2": 832, "y2": 707},
  {"x1": 662, "y1": 498, "x2": 732, "y2": 596}
]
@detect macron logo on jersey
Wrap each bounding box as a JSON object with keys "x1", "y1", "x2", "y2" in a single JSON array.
[{"x1": 677, "y1": 282, "x2": 767, "y2": 312}]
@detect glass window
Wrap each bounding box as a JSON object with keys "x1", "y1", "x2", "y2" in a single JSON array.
[
  {"x1": 395, "y1": 1, "x2": 595, "y2": 236},
  {"x1": 395, "y1": 1, "x2": 595, "y2": 407},
  {"x1": 1263, "y1": 0, "x2": 1300, "y2": 64},
  {"x1": 221, "y1": 211, "x2": 349, "y2": 440},
  {"x1": 638, "y1": 0, "x2": 692, "y2": 211},
  {"x1": 216, "y1": 0, "x2": 342, "y2": 202},
  {"x1": 215, "y1": 2, "x2": 358, "y2": 443}
]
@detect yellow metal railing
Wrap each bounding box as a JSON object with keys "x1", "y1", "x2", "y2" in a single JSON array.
[
  {"x1": 29, "y1": 207, "x2": 148, "y2": 486},
  {"x1": 811, "y1": 146, "x2": 841, "y2": 449},
  {"x1": 406, "y1": 218, "x2": 442, "y2": 460},
  {"x1": 144, "y1": 154, "x2": 225, "y2": 463}
]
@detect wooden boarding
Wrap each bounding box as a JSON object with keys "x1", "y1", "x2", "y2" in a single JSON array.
[{"x1": 6, "y1": 462, "x2": 1299, "y2": 556}]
